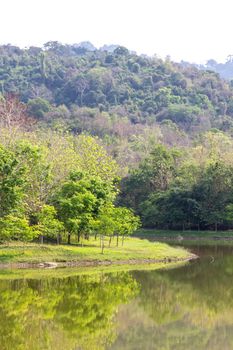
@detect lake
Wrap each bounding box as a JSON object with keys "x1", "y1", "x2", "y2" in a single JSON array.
[{"x1": 1, "y1": 243, "x2": 233, "y2": 350}]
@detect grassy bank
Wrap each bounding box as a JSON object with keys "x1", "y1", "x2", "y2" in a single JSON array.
[
  {"x1": 0, "y1": 236, "x2": 192, "y2": 267},
  {"x1": 134, "y1": 229, "x2": 233, "y2": 247},
  {"x1": 135, "y1": 229, "x2": 233, "y2": 239}
]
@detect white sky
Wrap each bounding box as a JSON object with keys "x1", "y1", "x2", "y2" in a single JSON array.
[{"x1": 1, "y1": 0, "x2": 233, "y2": 63}]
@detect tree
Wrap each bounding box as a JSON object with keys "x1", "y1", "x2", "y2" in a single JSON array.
[
  {"x1": 27, "y1": 98, "x2": 51, "y2": 119},
  {"x1": 0, "y1": 144, "x2": 25, "y2": 217},
  {"x1": 120, "y1": 144, "x2": 180, "y2": 212},
  {"x1": 95, "y1": 204, "x2": 116, "y2": 252},
  {"x1": 54, "y1": 173, "x2": 112, "y2": 244},
  {"x1": 140, "y1": 189, "x2": 200, "y2": 230},
  {"x1": 14, "y1": 141, "x2": 52, "y2": 223},
  {"x1": 74, "y1": 135, "x2": 119, "y2": 184},
  {"x1": 192, "y1": 162, "x2": 233, "y2": 230},
  {"x1": 0, "y1": 215, "x2": 37, "y2": 242},
  {"x1": 37, "y1": 205, "x2": 64, "y2": 244},
  {"x1": 0, "y1": 95, "x2": 33, "y2": 132},
  {"x1": 114, "y1": 207, "x2": 140, "y2": 246}
]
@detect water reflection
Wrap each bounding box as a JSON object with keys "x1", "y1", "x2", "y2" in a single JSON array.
[
  {"x1": 1, "y1": 245, "x2": 233, "y2": 350},
  {"x1": 0, "y1": 272, "x2": 138, "y2": 350},
  {"x1": 111, "y1": 245, "x2": 233, "y2": 350}
]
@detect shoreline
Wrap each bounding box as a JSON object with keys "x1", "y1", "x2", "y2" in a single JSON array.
[
  {"x1": 0, "y1": 253, "x2": 197, "y2": 270},
  {"x1": 146, "y1": 236, "x2": 233, "y2": 241}
]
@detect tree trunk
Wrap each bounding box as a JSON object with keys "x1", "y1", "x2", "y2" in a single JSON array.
[
  {"x1": 95, "y1": 232, "x2": 97, "y2": 240},
  {"x1": 197, "y1": 223, "x2": 200, "y2": 231},
  {"x1": 78, "y1": 232, "x2": 80, "y2": 243},
  {"x1": 215, "y1": 222, "x2": 218, "y2": 232},
  {"x1": 40, "y1": 235, "x2": 44, "y2": 244},
  {"x1": 57, "y1": 234, "x2": 60, "y2": 245},
  {"x1": 109, "y1": 236, "x2": 112, "y2": 247},
  {"x1": 101, "y1": 235, "x2": 104, "y2": 254},
  {"x1": 67, "y1": 233, "x2": 71, "y2": 245},
  {"x1": 116, "y1": 233, "x2": 119, "y2": 247},
  {"x1": 122, "y1": 235, "x2": 125, "y2": 247}
]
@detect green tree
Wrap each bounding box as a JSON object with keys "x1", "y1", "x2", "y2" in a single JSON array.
[
  {"x1": 192, "y1": 162, "x2": 233, "y2": 230},
  {"x1": 14, "y1": 141, "x2": 52, "y2": 223},
  {"x1": 0, "y1": 215, "x2": 37, "y2": 242},
  {"x1": 120, "y1": 144, "x2": 180, "y2": 212},
  {"x1": 95, "y1": 204, "x2": 117, "y2": 252},
  {"x1": 0, "y1": 144, "x2": 25, "y2": 217},
  {"x1": 114, "y1": 207, "x2": 140, "y2": 246},
  {"x1": 37, "y1": 205, "x2": 64, "y2": 244},
  {"x1": 54, "y1": 173, "x2": 112, "y2": 244},
  {"x1": 27, "y1": 98, "x2": 51, "y2": 119}
]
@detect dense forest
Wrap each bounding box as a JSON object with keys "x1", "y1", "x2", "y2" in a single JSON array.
[
  {"x1": 3, "y1": 42, "x2": 233, "y2": 136},
  {"x1": 1, "y1": 42, "x2": 233, "y2": 234}
]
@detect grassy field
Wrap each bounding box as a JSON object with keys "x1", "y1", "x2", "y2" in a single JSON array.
[
  {"x1": 0, "y1": 236, "x2": 191, "y2": 265},
  {"x1": 135, "y1": 228, "x2": 233, "y2": 239}
]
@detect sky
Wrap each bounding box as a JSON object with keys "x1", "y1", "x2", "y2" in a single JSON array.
[{"x1": 1, "y1": 0, "x2": 233, "y2": 63}]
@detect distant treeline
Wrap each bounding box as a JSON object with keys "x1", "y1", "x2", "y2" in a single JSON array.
[{"x1": 120, "y1": 133, "x2": 233, "y2": 231}]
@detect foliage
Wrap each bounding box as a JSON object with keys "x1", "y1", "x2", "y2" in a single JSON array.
[
  {"x1": 27, "y1": 97, "x2": 51, "y2": 119},
  {"x1": 0, "y1": 144, "x2": 25, "y2": 217},
  {"x1": 2, "y1": 44, "x2": 233, "y2": 235},
  {"x1": 54, "y1": 172, "x2": 120, "y2": 243},
  {"x1": 0, "y1": 126, "x2": 138, "y2": 244},
  {"x1": 0, "y1": 215, "x2": 37, "y2": 242},
  {"x1": 37, "y1": 205, "x2": 64, "y2": 240},
  {"x1": 1, "y1": 43, "x2": 233, "y2": 156},
  {"x1": 120, "y1": 131, "x2": 233, "y2": 230},
  {"x1": 114, "y1": 207, "x2": 141, "y2": 238},
  {"x1": 14, "y1": 140, "x2": 52, "y2": 221}
]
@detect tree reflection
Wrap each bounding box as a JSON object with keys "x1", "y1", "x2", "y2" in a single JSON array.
[
  {"x1": 0, "y1": 272, "x2": 139, "y2": 350},
  {"x1": 111, "y1": 246, "x2": 233, "y2": 350}
]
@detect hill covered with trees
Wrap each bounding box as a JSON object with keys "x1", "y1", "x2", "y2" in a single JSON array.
[
  {"x1": 1, "y1": 42, "x2": 233, "y2": 137},
  {"x1": 2, "y1": 42, "x2": 233, "y2": 231}
]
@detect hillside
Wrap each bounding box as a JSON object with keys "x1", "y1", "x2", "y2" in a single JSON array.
[
  {"x1": 1, "y1": 42, "x2": 233, "y2": 137},
  {"x1": 2, "y1": 43, "x2": 233, "y2": 231}
]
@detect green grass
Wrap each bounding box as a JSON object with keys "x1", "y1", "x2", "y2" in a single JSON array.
[
  {"x1": 134, "y1": 228, "x2": 233, "y2": 247},
  {"x1": 135, "y1": 228, "x2": 233, "y2": 239},
  {"x1": 0, "y1": 236, "x2": 191, "y2": 265}
]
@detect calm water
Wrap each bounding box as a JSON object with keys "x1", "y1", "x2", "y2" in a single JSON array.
[{"x1": 1, "y1": 244, "x2": 233, "y2": 350}]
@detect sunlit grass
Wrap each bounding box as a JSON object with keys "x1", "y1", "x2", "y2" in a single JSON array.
[{"x1": 0, "y1": 236, "x2": 190, "y2": 264}]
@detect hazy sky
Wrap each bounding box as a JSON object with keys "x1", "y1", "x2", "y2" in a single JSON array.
[{"x1": 2, "y1": 0, "x2": 233, "y2": 63}]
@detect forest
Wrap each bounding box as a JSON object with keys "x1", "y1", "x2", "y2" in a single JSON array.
[
  {"x1": 0, "y1": 96, "x2": 139, "y2": 243},
  {"x1": 1, "y1": 42, "x2": 233, "y2": 237}
]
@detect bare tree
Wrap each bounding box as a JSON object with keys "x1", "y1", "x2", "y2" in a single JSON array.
[{"x1": 0, "y1": 94, "x2": 35, "y2": 132}]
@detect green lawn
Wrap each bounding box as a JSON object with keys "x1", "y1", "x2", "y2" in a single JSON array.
[{"x1": 0, "y1": 236, "x2": 191, "y2": 264}]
